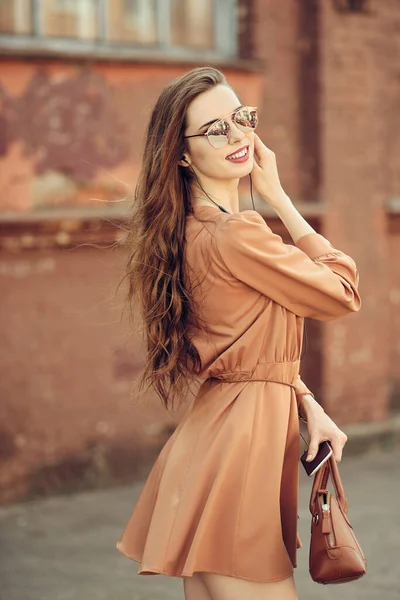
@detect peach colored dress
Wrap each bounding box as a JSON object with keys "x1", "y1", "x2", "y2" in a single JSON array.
[{"x1": 116, "y1": 206, "x2": 361, "y2": 583}]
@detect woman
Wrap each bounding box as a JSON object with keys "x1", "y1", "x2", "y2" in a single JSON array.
[{"x1": 116, "y1": 67, "x2": 361, "y2": 600}]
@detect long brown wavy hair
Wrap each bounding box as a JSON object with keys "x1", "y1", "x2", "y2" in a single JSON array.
[{"x1": 118, "y1": 67, "x2": 229, "y2": 412}]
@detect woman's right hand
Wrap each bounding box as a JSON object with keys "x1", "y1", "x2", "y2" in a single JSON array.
[
  {"x1": 251, "y1": 134, "x2": 291, "y2": 209},
  {"x1": 300, "y1": 395, "x2": 348, "y2": 463}
]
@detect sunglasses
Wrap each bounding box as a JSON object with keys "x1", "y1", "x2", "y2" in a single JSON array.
[{"x1": 184, "y1": 106, "x2": 258, "y2": 149}]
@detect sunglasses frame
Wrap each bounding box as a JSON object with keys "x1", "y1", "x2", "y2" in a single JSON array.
[{"x1": 184, "y1": 105, "x2": 258, "y2": 148}]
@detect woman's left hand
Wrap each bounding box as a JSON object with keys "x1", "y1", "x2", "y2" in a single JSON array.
[{"x1": 300, "y1": 395, "x2": 348, "y2": 463}]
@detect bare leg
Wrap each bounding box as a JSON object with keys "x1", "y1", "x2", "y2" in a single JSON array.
[
  {"x1": 183, "y1": 572, "x2": 213, "y2": 600},
  {"x1": 195, "y1": 572, "x2": 299, "y2": 600}
]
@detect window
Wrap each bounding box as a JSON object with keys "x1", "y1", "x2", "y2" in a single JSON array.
[
  {"x1": 0, "y1": 0, "x2": 33, "y2": 34},
  {"x1": 42, "y1": 0, "x2": 99, "y2": 40},
  {"x1": 108, "y1": 0, "x2": 158, "y2": 45},
  {"x1": 170, "y1": 0, "x2": 214, "y2": 50},
  {"x1": 0, "y1": 0, "x2": 237, "y2": 59}
]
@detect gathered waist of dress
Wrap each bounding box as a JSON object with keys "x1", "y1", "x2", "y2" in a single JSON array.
[{"x1": 205, "y1": 360, "x2": 301, "y2": 387}]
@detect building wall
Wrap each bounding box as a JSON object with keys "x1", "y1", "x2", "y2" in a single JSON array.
[
  {"x1": 389, "y1": 217, "x2": 400, "y2": 410},
  {"x1": 319, "y1": 0, "x2": 400, "y2": 421},
  {"x1": 0, "y1": 60, "x2": 263, "y2": 212},
  {"x1": 0, "y1": 0, "x2": 399, "y2": 504}
]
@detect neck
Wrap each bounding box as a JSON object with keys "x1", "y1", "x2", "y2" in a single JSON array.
[{"x1": 190, "y1": 175, "x2": 240, "y2": 214}]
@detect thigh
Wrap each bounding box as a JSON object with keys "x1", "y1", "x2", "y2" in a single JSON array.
[
  {"x1": 198, "y1": 572, "x2": 299, "y2": 600},
  {"x1": 183, "y1": 572, "x2": 212, "y2": 600}
]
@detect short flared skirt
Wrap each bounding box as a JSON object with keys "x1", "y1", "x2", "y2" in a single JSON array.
[{"x1": 116, "y1": 378, "x2": 302, "y2": 583}]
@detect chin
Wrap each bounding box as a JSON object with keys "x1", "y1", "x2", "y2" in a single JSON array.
[
  {"x1": 228, "y1": 160, "x2": 254, "y2": 179},
  {"x1": 203, "y1": 158, "x2": 254, "y2": 181},
  {"x1": 241, "y1": 161, "x2": 254, "y2": 178}
]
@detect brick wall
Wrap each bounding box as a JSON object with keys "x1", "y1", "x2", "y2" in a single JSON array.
[
  {"x1": 320, "y1": 0, "x2": 399, "y2": 422},
  {"x1": 0, "y1": 236, "x2": 183, "y2": 504}
]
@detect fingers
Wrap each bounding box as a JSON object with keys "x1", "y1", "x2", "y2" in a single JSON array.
[
  {"x1": 253, "y1": 133, "x2": 274, "y2": 159},
  {"x1": 253, "y1": 133, "x2": 264, "y2": 148},
  {"x1": 252, "y1": 135, "x2": 263, "y2": 162},
  {"x1": 330, "y1": 431, "x2": 348, "y2": 462},
  {"x1": 306, "y1": 431, "x2": 348, "y2": 463},
  {"x1": 306, "y1": 439, "x2": 321, "y2": 462},
  {"x1": 251, "y1": 158, "x2": 262, "y2": 172},
  {"x1": 330, "y1": 441, "x2": 342, "y2": 463}
]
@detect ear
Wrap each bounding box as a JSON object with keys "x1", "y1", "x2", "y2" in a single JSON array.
[{"x1": 178, "y1": 155, "x2": 191, "y2": 167}]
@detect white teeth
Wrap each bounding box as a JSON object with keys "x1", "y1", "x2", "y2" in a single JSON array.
[{"x1": 227, "y1": 146, "x2": 248, "y2": 160}]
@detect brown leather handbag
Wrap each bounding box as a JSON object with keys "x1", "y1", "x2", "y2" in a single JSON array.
[{"x1": 308, "y1": 454, "x2": 367, "y2": 584}]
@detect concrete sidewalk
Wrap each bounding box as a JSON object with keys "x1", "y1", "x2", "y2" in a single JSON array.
[{"x1": 0, "y1": 446, "x2": 399, "y2": 600}]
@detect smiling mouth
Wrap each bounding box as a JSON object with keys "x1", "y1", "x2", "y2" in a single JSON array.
[{"x1": 225, "y1": 145, "x2": 249, "y2": 161}]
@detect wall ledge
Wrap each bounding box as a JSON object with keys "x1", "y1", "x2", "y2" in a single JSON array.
[
  {"x1": 0, "y1": 45, "x2": 265, "y2": 72},
  {"x1": 386, "y1": 197, "x2": 400, "y2": 214},
  {"x1": 0, "y1": 200, "x2": 326, "y2": 251}
]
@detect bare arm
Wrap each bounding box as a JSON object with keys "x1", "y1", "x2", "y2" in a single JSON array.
[
  {"x1": 251, "y1": 133, "x2": 316, "y2": 242},
  {"x1": 273, "y1": 194, "x2": 315, "y2": 244}
]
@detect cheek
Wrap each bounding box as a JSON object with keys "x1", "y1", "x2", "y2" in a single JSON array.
[
  {"x1": 190, "y1": 144, "x2": 227, "y2": 177},
  {"x1": 189, "y1": 132, "x2": 255, "y2": 179}
]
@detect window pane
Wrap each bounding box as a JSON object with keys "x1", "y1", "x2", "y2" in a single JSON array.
[
  {"x1": 170, "y1": 0, "x2": 215, "y2": 49},
  {"x1": 107, "y1": 0, "x2": 158, "y2": 44},
  {"x1": 42, "y1": 0, "x2": 99, "y2": 40},
  {"x1": 0, "y1": 0, "x2": 32, "y2": 34}
]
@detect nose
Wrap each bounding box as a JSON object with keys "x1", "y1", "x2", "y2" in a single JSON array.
[{"x1": 228, "y1": 120, "x2": 245, "y2": 144}]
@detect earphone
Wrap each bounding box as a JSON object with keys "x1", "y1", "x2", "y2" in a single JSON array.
[{"x1": 180, "y1": 155, "x2": 229, "y2": 212}]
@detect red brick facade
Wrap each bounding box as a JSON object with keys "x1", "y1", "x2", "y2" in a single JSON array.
[{"x1": 0, "y1": 0, "x2": 399, "y2": 503}]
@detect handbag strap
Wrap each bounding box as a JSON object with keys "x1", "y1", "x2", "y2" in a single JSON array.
[
  {"x1": 309, "y1": 456, "x2": 348, "y2": 515},
  {"x1": 327, "y1": 455, "x2": 348, "y2": 513}
]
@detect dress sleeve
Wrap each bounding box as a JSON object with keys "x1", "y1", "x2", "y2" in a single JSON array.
[{"x1": 215, "y1": 210, "x2": 361, "y2": 321}]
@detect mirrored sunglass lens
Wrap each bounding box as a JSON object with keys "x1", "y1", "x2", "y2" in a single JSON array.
[
  {"x1": 208, "y1": 121, "x2": 229, "y2": 148},
  {"x1": 208, "y1": 134, "x2": 229, "y2": 148},
  {"x1": 235, "y1": 107, "x2": 258, "y2": 131}
]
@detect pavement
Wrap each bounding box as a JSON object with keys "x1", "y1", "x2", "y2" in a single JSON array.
[{"x1": 0, "y1": 445, "x2": 399, "y2": 600}]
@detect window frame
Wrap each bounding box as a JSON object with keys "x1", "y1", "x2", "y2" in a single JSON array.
[{"x1": 0, "y1": 0, "x2": 238, "y2": 60}]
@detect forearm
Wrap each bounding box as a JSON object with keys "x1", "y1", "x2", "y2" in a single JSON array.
[
  {"x1": 272, "y1": 193, "x2": 316, "y2": 244},
  {"x1": 298, "y1": 393, "x2": 325, "y2": 422}
]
